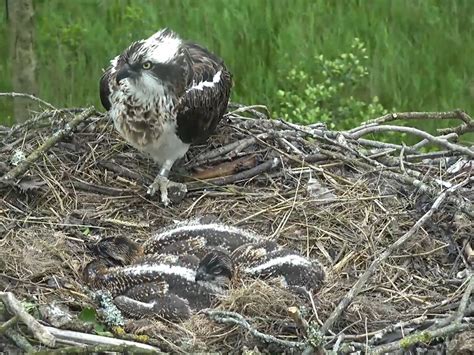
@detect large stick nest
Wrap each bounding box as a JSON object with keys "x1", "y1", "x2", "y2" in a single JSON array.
[{"x1": 0, "y1": 103, "x2": 473, "y2": 353}]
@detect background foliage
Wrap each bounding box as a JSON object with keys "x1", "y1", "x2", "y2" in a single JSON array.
[{"x1": 0, "y1": 0, "x2": 473, "y2": 130}]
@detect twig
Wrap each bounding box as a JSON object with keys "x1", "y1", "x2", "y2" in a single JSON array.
[
  {"x1": 351, "y1": 125, "x2": 473, "y2": 158},
  {"x1": 71, "y1": 179, "x2": 133, "y2": 196},
  {"x1": 317, "y1": 146, "x2": 474, "y2": 218},
  {"x1": 43, "y1": 325, "x2": 160, "y2": 352},
  {"x1": 320, "y1": 179, "x2": 468, "y2": 335},
  {"x1": 32, "y1": 344, "x2": 160, "y2": 354},
  {"x1": 188, "y1": 155, "x2": 258, "y2": 180},
  {"x1": 359, "y1": 110, "x2": 471, "y2": 126},
  {"x1": 188, "y1": 157, "x2": 280, "y2": 190},
  {"x1": 1, "y1": 107, "x2": 95, "y2": 183},
  {"x1": 204, "y1": 309, "x2": 305, "y2": 349},
  {"x1": 411, "y1": 132, "x2": 458, "y2": 151},
  {"x1": 369, "y1": 322, "x2": 472, "y2": 354},
  {"x1": 4, "y1": 328, "x2": 34, "y2": 352},
  {"x1": 0, "y1": 315, "x2": 18, "y2": 333},
  {"x1": 97, "y1": 160, "x2": 150, "y2": 184},
  {"x1": 191, "y1": 133, "x2": 267, "y2": 163},
  {"x1": 0, "y1": 92, "x2": 57, "y2": 110},
  {"x1": 0, "y1": 292, "x2": 56, "y2": 347}
]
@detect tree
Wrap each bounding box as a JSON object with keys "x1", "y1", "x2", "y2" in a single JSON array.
[{"x1": 7, "y1": 0, "x2": 38, "y2": 123}]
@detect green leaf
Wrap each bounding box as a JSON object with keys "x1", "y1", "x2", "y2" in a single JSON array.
[{"x1": 78, "y1": 307, "x2": 98, "y2": 323}]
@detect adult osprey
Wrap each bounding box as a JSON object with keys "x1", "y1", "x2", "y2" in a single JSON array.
[{"x1": 99, "y1": 28, "x2": 233, "y2": 206}]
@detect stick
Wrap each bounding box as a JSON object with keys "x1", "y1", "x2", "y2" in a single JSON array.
[
  {"x1": 71, "y1": 179, "x2": 133, "y2": 196},
  {"x1": 33, "y1": 344, "x2": 160, "y2": 354},
  {"x1": 320, "y1": 180, "x2": 468, "y2": 335},
  {"x1": 204, "y1": 309, "x2": 305, "y2": 349},
  {"x1": 43, "y1": 326, "x2": 160, "y2": 352},
  {"x1": 359, "y1": 110, "x2": 472, "y2": 126},
  {"x1": 189, "y1": 155, "x2": 257, "y2": 180},
  {"x1": 0, "y1": 292, "x2": 56, "y2": 347},
  {"x1": 4, "y1": 328, "x2": 34, "y2": 352},
  {"x1": 0, "y1": 92, "x2": 57, "y2": 110},
  {"x1": 369, "y1": 322, "x2": 472, "y2": 354},
  {"x1": 188, "y1": 157, "x2": 280, "y2": 190},
  {"x1": 351, "y1": 125, "x2": 473, "y2": 157},
  {"x1": 192, "y1": 134, "x2": 267, "y2": 163},
  {"x1": 98, "y1": 160, "x2": 150, "y2": 185},
  {"x1": 1, "y1": 107, "x2": 95, "y2": 183},
  {"x1": 316, "y1": 147, "x2": 474, "y2": 218}
]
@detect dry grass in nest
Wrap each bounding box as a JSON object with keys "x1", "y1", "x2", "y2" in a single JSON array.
[{"x1": 0, "y1": 104, "x2": 472, "y2": 353}]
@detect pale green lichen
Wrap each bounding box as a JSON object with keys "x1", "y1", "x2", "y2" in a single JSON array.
[
  {"x1": 400, "y1": 331, "x2": 433, "y2": 349},
  {"x1": 92, "y1": 289, "x2": 125, "y2": 327}
]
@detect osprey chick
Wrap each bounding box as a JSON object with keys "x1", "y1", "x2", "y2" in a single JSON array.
[{"x1": 100, "y1": 28, "x2": 233, "y2": 205}]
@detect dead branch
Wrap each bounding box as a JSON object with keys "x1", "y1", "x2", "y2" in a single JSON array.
[
  {"x1": 43, "y1": 325, "x2": 160, "y2": 352},
  {"x1": 0, "y1": 91, "x2": 57, "y2": 110},
  {"x1": 369, "y1": 322, "x2": 472, "y2": 354},
  {"x1": 351, "y1": 125, "x2": 473, "y2": 158},
  {"x1": 33, "y1": 344, "x2": 160, "y2": 354},
  {"x1": 0, "y1": 291, "x2": 56, "y2": 347},
  {"x1": 189, "y1": 155, "x2": 258, "y2": 180},
  {"x1": 359, "y1": 110, "x2": 472, "y2": 126},
  {"x1": 192, "y1": 133, "x2": 267, "y2": 164},
  {"x1": 1, "y1": 107, "x2": 95, "y2": 183},
  {"x1": 320, "y1": 179, "x2": 469, "y2": 335},
  {"x1": 204, "y1": 309, "x2": 305, "y2": 349},
  {"x1": 188, "y1": 157, "x2": 281, "y2": 190},
  {"x1": 4, "y1": 328, "x2": 34, "y2": 352}
]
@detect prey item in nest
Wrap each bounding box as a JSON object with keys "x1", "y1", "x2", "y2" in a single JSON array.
[{"x1": 99, "y1": 28, "x2": 233, "y2": 206}]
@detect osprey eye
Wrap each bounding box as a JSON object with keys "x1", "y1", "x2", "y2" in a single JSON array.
[
  {"x1": 213, "y1": 267, "x2": 223, "y2": 275},
  {"x1": 142, "y1": 61, "x2": 152, "y2": 70}
]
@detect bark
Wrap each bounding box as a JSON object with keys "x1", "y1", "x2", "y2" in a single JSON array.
[{"x1": 8, "y1": 0, "x2": 38, "y2": 123}]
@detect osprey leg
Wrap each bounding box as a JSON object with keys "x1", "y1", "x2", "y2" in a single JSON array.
[{"x1": 147, "y1": 159, "x2": 187, "y2": 206}]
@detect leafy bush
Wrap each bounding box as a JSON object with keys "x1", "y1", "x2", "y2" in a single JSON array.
[{"x1": 275, "y1": 38, "x2": 391, "y2": 129}]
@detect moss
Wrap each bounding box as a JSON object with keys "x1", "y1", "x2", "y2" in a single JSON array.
[{"x1": 400, "y1": 331, "x2": 433, "y2": 349}]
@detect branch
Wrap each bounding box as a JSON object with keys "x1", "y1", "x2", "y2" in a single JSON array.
[
  {"x1": 0, "y1": 292, "x2": 56, "y2": 347},
  {"x1": 359, "y1": 110, "x2": 472, "y2": 126},
  {"x1": 1, "y1": 107, "x2": 96, "y2": 183},
  {"x1": 317, "y1": 147, "x2": 474, "y2": 218},
  {"x1": 351, "y1": 125, "x2": 473, "y2": 158},
  {"x1": 0, "y1": 92, "x2": 57, "y2": 110},
  {"x1": 204, "y1": 309, "x2": 305, "y2": 349},
  {"x1": 369, "y1": 322, "x2": 472, "y2": 354},
  {"x1": 43, "y1": 326, "x2": 160, "y2": 352},
  {"x1": 188, "y1": 157, "x2": 281, "y2": 191},
  {"x1": 33, "y1": 344, "x2": 159, "y2": 354},
  {"x1": 320, "y1": 180, "x2": 468, "y2": 335},
  {"x1": 189, "y1": 155, "x2": 258, "y2": 180},
  {"x1": 191, "y1": 133, "x2": 267, "y2": 164}
]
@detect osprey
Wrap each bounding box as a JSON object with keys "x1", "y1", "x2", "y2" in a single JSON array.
[
  {"x1": 83, "y1": 253, "x2": 229, "y2": 321},
  {"x1": 99, "y1": 28, "x2": 233, "y2": 206},
  {"x1": 195, "y1": 241, "x2": 326, "y2": 294}
]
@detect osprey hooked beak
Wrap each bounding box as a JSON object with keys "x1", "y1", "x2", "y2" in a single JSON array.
[{"x1": 116, "y1": 63, "x2": 137, "y2": 84}]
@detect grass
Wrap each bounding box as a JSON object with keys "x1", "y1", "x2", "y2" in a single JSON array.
[{"x1": 0, "y1": 0, "x2": 473, "y2": 127}]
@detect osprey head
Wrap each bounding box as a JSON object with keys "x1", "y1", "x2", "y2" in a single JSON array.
[
  {"x1": 112, "y1": 28, "x2": 189, "y2": 101},
  {"x1": 195, "y1": 248, "x2": 234, "y2": 287}
]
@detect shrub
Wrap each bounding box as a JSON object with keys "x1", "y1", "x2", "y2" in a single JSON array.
[{"x1": 275, "y1": 38, "x2": 391, "y2": 129}]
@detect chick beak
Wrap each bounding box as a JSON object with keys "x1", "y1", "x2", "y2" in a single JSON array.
[{"x1": 195, "y1": 267, "x2": 212, "y2": 282}]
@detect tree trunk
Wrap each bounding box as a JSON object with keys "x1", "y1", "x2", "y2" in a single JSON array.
[{"x1": 8, "y1": 0, "x2": 38, "y2": 123}]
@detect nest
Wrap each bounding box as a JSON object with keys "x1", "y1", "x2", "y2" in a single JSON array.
[{"x1": 0, "y1": 102, "x2": 473, "y2": 354}]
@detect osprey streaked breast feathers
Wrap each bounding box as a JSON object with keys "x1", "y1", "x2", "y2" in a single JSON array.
[{"x1": 99, "y1": 28, "x2": 233, "y2": 205}]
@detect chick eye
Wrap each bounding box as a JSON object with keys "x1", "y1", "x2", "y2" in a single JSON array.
[
  {"x1": 213, "y1": 267, "x2": 223, "y2": 275},
  {"x1": 142, "y1": 61, "x2": 152, "y2": 70}
]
